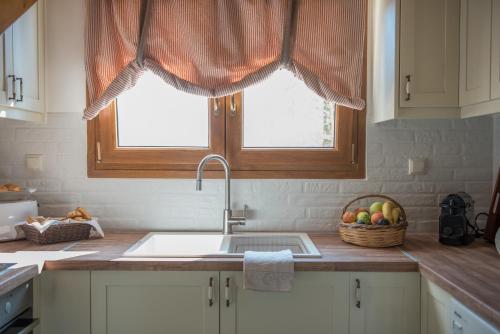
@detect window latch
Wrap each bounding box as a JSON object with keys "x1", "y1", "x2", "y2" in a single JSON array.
[
  {"x1": 230, "y1": 95, "x2": 237, "y2": 117},
  {"x1": 213, "y1": 98, "x2": 221, "y2": 117}
]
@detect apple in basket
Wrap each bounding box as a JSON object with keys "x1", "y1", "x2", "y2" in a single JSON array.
[{"x1": 342, "y1": 211, "x2": 356, "y2": 224}]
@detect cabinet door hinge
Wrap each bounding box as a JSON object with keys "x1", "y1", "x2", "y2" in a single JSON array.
[{"x1": 96, "y1": 141, "x2": 102, "y2": 163}]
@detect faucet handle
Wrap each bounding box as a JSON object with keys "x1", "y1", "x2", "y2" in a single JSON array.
[
  {"x1": 230, "y1": 204, "x2": 248, "y2": 225},
  {"x1": 235, "y1": 204, "x2": 248, "y2": 219}
]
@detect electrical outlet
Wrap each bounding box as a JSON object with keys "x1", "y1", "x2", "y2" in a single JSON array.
[
  {"x1": 25, "y1": 154, "x2": 44, "y2": 171},
  {"x1": 408, "y1": 158, "x2": 426, "y2": 175}
]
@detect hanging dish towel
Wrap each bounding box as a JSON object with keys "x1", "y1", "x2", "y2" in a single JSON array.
[{"x1": 243, "y1": 249, "x2": 294, "y2": 292}]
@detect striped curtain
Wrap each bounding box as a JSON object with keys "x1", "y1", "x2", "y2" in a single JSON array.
[{"x1": 84, "y1": 0, "x2": 366, "y2": 120}]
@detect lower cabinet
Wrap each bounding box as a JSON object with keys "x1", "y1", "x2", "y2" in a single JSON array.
[
  {"x1": 34, "y1": 270, "x2": 422, "y2": 334},
  {"x1": 35, "y1": 270, "x2": 91, "y2": 334},
  {"x1": 421, "y1": 278, "x2": 452, "y2": 334},
  {"x1": 349, "y1": 272, "x2": 421, "y2": 334},
  {"x1": 421, "y1": 277, "x2": 500, "y2": 334},
  {"x1": 220, "y1": 271, "x2": 350, "y2": 334},
  {"x1": 91, "y1": 271, "x2": 219, "y2": 334}
]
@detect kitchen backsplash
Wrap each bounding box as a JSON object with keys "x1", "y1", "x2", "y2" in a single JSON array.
[{"x1": 0, "y1": 113, "x2": 494, "y2": 232}]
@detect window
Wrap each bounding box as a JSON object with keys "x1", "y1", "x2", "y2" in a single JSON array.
[{"x1": 87, "y1": 71, "x2": 365, "y2": 179}]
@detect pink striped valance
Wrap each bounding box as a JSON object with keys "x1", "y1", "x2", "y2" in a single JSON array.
[{"x1": 84, "y1": 0, "x2": 366, "y2": 120}]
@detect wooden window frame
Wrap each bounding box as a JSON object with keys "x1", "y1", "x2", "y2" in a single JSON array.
[{"x1": 87, "y1": 94, "x2": 365, "y2": 179}]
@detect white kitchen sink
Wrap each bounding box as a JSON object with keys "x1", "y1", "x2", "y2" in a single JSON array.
[{"x1": 123, "y1": 232, "x2": 321, "y2": 258}]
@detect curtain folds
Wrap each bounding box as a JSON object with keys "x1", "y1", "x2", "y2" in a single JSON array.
[{"x1": 84, "y1": 0, "x2": 366, "y2": 120}]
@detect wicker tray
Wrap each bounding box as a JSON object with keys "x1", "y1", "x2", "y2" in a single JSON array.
[
  {"x1": 21, "y1": 222, "x2": 92, "y2": 245},
  {"x1": 338, "y1": 194, "x2": 408, "y2": 248}
]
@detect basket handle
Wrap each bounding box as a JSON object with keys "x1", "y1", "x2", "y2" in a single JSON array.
[{"x1": 342, "y1": 194, "x2": 407, "y2": 221}]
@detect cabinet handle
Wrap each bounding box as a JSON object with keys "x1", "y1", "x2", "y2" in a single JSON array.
[
  {"x1": 213, "y1": 98, "x2": 221, "y2": 117},
  {"x1": 452, "y1": 320, "x2": 463, "y2": 331},
  {"x1": 7, "y1": 75, "x2": 16, "y2": 101},
  {"x1": 15, "y1": 77, "x2": 23, "y2": 102},
  {"x1": 405, "y1": 75, "x2": 411, "y2": 101},
  {"x1": 230, "y1": 95, "x2": 236, "y2": 117},
  {"x1": 225, "y1": 277, "x2": 230, "y2": 307},
  {"x1": 355, "y1": 279, "x2": 361, "y2": 308},
  {"x1": 208, "y1": 277, "x2": 214, "y2": 307}
]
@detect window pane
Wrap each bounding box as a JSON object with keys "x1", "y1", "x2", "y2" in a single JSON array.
[
  {"x1": 116, "y1": 71, "x2": 209, "y2": 147},
  {"x1": 243, "y1": 70, "x2": 335, "y2": 148}
]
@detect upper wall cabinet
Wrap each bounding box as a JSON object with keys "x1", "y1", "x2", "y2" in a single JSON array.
[
  {"x1": 0, "y1": 0, "x2": 45, "y2": 122},
  {"x1": 369, "y1": 0, "x2": 461, "y2": 122},
  {"x1": 491, "y1": 0, "x2": 500, "y2": 100},
  {"x1": 459, "y1": 0, "x2": 492, "y2": 107},
  {"x1": 460, "y1": 0, "x2": 500, "y2": 117},
  {"x1": 370, "y1": 0, "x2": 500, "y2": 121},
  {"x1": 399, "y1": 0, "x2": 459, "y2": 108}
]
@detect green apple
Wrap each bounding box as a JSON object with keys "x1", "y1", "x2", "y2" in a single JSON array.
[
  {"x1": 356, "y1": 212, "x2": 370, "y2": 224},
  {"x1": 369, "y1": 202, "x2": 383, "y2": 215}
]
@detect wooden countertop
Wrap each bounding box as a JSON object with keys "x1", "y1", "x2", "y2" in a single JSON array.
[
  {"x1": 0, "y1": 232, "x2": 418, "y2": 272},
  {"x1": 401, "y1": 234, "x2": 500, "y2": 329},
  {"x1": 0, "y1": 232, "x2": 498, "y2": 329}
]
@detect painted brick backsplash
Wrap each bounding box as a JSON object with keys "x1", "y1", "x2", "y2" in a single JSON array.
[{"x1": 0, "y1": 113, "x2": 494, "y2": 233}]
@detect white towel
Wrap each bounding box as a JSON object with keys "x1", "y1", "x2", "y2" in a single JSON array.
[{"x1": 243, "y1": 249, "x2": 294, "y2": 292}]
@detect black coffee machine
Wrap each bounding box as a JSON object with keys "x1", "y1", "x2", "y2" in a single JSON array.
[{"x1": 439, "y1": 192, "x2": 475, "y2": 246}]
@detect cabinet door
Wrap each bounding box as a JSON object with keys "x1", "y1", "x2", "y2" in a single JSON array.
[
  {"x1": 220, "y1": 271, "x2": 350, "y2": 334},
  {"x1": 11, "y1": 1, "x2": 44, "y2": 112},
  {"x1": 349, "y1": 272, "x2": 420, "y2": 334},
  {"x1": 460, "y1": 0, "x2": 492, "y2": 106},
  {"x1": 0, "y1": 27, "x2": 14, "y2": 106},
  {"x1": 492, "y1": 0, "x2": 500, "y2": 100},
  {"x1": 400, "y1": 0, "x2": 459, "y2": 107},
  {"x1": 91, "y1": 271, "x2": 219, "y2": 334},
  {"x1": 421, "y1": 278, "x2": 452, "y2": 334},
  {"x1": 35, "y1": 271, "x2": 91, "y2": 334}
]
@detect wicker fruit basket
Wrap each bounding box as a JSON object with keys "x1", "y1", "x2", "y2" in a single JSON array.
[
  {"x1": 21, "y1": 223, "x2": 92, "y2": 245},
  {"x1": 338, "y1": 194, "x2": 408, "y2": 248}
]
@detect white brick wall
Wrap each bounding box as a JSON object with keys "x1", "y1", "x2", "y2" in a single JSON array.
[{"x1": 0, "y1": 113, "x2": 494, "y2": 233}]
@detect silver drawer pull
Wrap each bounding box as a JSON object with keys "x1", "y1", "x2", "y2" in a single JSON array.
[
  {"x1": 225, "y1": 277, "x2": 230, "y2": 307},
  {"x1": 452, "y1": 320, "x2": 463, "y2": 332},
  {"x1": 355, "y1": 279, "x2": 361, "y2": 308},
  {"x1": 7, "y1": 75, "x2": 16, "y2": 101},
  {"x1": 15, "y1": 77, "x2": 23, "y2": 102},
  {"x1": 405, "y1": 75, "x2": 411, "y2": 101},
  {"x1": 208, "y1": 277, "x2": 214, "y2": 307}
]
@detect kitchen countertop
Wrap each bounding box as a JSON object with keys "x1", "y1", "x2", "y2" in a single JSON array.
[
  {"x1": 0, "y1": 232, "x2": 498, "y2": 328},
  {"x1": 401, "y1": 234, "x2": 500, "y2": 329},
  {"x1": 0, "y1": 232, "x2": 418, "y2": 272}
]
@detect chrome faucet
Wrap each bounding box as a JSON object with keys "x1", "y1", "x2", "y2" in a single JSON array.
[{"x1": 196, "y1": 154, "x2": 247, "y2": 235}]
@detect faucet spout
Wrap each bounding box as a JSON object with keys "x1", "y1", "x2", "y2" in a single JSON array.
[
  {"x1": 195, "y1": 154, "x2": 230, "y2": 210},
  {"x1": 196, "y1": 154, "x2": 245, "y2": 235}
]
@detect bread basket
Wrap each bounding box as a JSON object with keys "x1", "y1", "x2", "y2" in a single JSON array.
[
  {"x1": 21, "y1": 222, "x2": 92, "y2": 245},
  {"x1": 338, "y1": 194, "x2": 408, "y2": 248}
]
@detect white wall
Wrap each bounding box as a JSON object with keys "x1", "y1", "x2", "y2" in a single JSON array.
[
  {"x1": 0, "y1": 114, "x2": 493, "y2": 232},
  {"x1": 0, "y1": 0, "x2": 494, "y2": 233}
]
